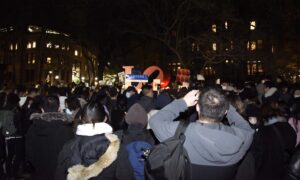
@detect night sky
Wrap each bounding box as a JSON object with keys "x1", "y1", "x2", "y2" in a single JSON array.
[{"x1": 1, "y1": 0, "x2": 300, "y2": 72}]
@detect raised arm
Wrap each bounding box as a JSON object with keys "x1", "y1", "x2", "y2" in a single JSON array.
[{"x1": 149, "y1": 90, "x2": 199, "y2": 141}]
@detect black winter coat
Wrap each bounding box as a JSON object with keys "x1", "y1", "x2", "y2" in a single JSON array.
[
  {"x1": 26, "y1": 112, "x2": 74, "y2": 180},
  {"x1": 55, "y1": 133, "x2": 120, "y2": 180},
  {"x1": 256, "y1": 121, "x2": 296, "y2": 180},
  {"x1": 285, "y1": 144, "x2": 300, "y2": 180}
]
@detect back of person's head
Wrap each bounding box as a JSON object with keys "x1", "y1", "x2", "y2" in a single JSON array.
[
  {"x1": 259, "y1": 100, "x2": 286, "y2": 121},
  {"x1": 42, "y1": 95, "x2": 60, "y2": 112},
  {"x1": 4, "y1": 93, "x2": 20, "y2": 110},
  {"x1": 142, "y1": 85, "x2": 153, "y2": 97},
  {"x1": 80, "y1": 100, "x2": 108, "y2": 124},
  {"x1": 198, "y1": 87, "x2": 229, "y2": 121},
  {"x1": 65, "y1": 96, "x2": 81, "y2": 111},
  {"x1": 47, "y1": 86, "x2": 60, "y2": 96},
  {"x1": 108, "y1": 87, "x2": 118, "y2": 98},
  {"x1": 264, "y1": 81, "x2": 275, "y2": 89}
]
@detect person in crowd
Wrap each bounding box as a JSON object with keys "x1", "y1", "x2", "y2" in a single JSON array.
[
  {"x1": 55, "y1": 99, "x2": 120, "y2": 180},
  {"x1": 285, "y1": 144, "x2": 300, "y2": 180},
  {"x1": 115, "y1": 103, "x2": 155, "y2": 180},
  {"x1": 149, "y1": 87, "x2": 254, "y2": 180},
  {"x1": 64, "y1": 96, "x2": 81, "y2": 123},
  {"x1": 0, "y1": 93, "x2": 23, "y2": 178},
  {"x1": 255, "y1": 101, "x2": 296, "y2": 180},
  {"x1": 137, "y1": 85, "x2": 155, "y2": 113},
  {"x1": 111, "y1": 95, "x2": 128, "y2": 131},
  {"x1": 262, "y1": 80, "x2": 280, "y2": 104},
  {"x1": 26, "y1": 95, "x2": 74, "y2": 180},
  {"x1": 125, "y1": 86, "x2": 139, "y2": 109}
]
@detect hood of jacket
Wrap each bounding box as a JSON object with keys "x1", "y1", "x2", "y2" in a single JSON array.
[
  {"x1": 30, "y1": 112, "x2": 69, "y2": 122},
  {"x1": 29, "y1": 112, "x2": 71, "y2": 137},
  {"x1": 67, "y1": 133, "x2": 120, "y2": 180},
  {"x1": 185, "y1": 122, "x2": 251, "y2": 166}
]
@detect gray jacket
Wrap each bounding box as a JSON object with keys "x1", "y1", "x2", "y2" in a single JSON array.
[{"x1": 149, "y1": 99, "x2": 254, "y2": 180}]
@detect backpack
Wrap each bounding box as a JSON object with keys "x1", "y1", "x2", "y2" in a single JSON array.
[
  {"x1": 144, "y1": 120, "x2": 190, "y2": 180},
  {"x1": 0, "y1": 110, "x2": 16, "y2": 137},
  {"x1": 122, "y1": 131, "x2": 153, "y2": 180}
]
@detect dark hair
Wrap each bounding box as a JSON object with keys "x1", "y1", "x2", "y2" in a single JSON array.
[
  {"x1": 108, "y1": 87, "x2": 118, "y2": 97},
  {"x1": 42, "y1": 95, "x2": 60, "y2": 112},
  {"x1": 3, "y1": 93, "x2": 20, "y2": 110},
  {"x1": 198, "y1": 87, "x2": 229, "y2": 121},
  {"x1": 259, "y1": 101, "x2": 287, "y2": 121},
  {"x1": 80, "y1": 101, "x2": 107, "y2": 124},
  {"x1": 65, "y1": 96, "x2": 81, "y2": 111},
  {"x1": 264, "y1": 81, "x2": 275, "y2": 89}
]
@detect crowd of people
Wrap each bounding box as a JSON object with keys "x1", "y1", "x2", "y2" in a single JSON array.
[{"x1": 0, "y1": 78, "x2": 299, "y2": 180}]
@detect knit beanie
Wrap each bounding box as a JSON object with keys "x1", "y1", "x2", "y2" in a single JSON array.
[{"x1": 125, "y1": 103, "x2": 148, "y2": 127}]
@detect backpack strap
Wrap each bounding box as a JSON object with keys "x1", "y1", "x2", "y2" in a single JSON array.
[{"x1": 174, "y1": 120, "x2": 189, "y2": 139}]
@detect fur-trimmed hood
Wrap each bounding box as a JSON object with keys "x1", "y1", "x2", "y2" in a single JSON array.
[
  {"x1": 67, "y1": 133, "x2": 120, "y2": 180},
  {"x1": 30, "y1": 112, "x2": 68, "y2": 122}
]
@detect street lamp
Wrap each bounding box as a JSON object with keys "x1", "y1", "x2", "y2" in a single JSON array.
[
  {"x1": 81, "y1": 76, "x2": 85, "y2": 82},
  {"x1": 55, "y1": 75, "x2": 59, "y2": 80}
]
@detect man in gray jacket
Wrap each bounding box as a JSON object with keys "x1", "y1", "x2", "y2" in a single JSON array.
[{"x1": 149, "y1": 87, "x2": 254, "y2": 180}]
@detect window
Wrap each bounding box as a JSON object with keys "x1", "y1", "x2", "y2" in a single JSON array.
[
  {"x1": 247, "y1": 61, "x2": 263, "y2": 75},
  {"x1": 47, "y1": 57, "x2": 52, "y2": 64},
  {"x1": 32, "y1": 55, "x2": 36, "y2": 64},
  {"x1": 230, "y1": 41, "x2": 234, "y2": 50},
  {"x1": 250, "y1": 21, "x2": 256, "y2": 30},
  {"x1": 250, "y1": 41, "x2": 256, "y2": 51},
  {"x1": 61, "y1": 45, "x2": 65, "y2": 50},
  {"x1": 67, "y1": 46, "x2": 70, "y2": 51},
  {"x1": 55, "y1": 44, "x2": 60, "y2": 49},
  {"x1": 225, "y1": 21, "x2": 228, "y2": 30},
  {"x1": 9, "y1": 44, "x2": 13, "y2": 50},
  {"x1": 212, "y1": 24, "x2": 217, "y2": 32},
  {"x1": 192, "y1": 43, "x2": 196, "y2": 52},
  {"x1": 257, "y1": 40, "x2": 263, "y2": 49},
  {"x1": 74, "y1": 50, "x2": 78, "y2": 56},
  {"x1": 272, "y1": 45, "x2": 275, "y2": 53},
  {"x1": 46, "y1": 42, "x2": 52, "y2": 48},
  {"x1": 32, "y1": 41, "x2": 36, "y2": 48},
  {"x1": 15, "y1": 43, "x2": 18, "y2": 50},
  {"x1": 212, "y1": 43, "x2": 217, "y2": 51},
  {"x1": 27, "y1": 42, "x2": 32, "y2": 49}
]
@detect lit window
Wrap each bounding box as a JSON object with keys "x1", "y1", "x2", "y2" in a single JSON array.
[
  {"x1": 67, "y1": 46, "x2": 70, "y2": 51},
  {"x1": 225, "y1": 21, "x2": 228, "y2": 29},
  {"x1": 212, "y1": 43, "x2": 217, "y2": 51},
  {"x1": 55, "y1": 45, "x2": 60, "y2": 49},
  {"x1": 32, "y1": 41, "x2": 36, "y2": 48},
  {"x1": 212, "y1": 24, "x2": 217, "y2": 32},
  {"x1": 225, "y1": 60, "x2": 229, "y2": 63},
  {"x1": 271, "y1": 45, "x2": 275, "y2": 53},
  {"x1": 250, "y1": 41, "x2": 256, "y2": 51},
  {"x1": 192, "y1": 43, "x2": 196, "y2": 52},
  {"x1": 74, "y1": 50, "x2": 78, "y2": 56},
  {"x1": 178, "y1": 66, "x2": 181, "y2": 69},
  {"x1": 27, "y1": 42, "x2": 32, "y2": 49},
  {"x1": 15, "y1": 43, "x2": 18, "y2": 50},
  {"x1": 32, "y1": 55, "x2": 36, "y2": 64},
  {"x1": 230, "y1": 41, "x2": 234, "y2": 50},
  {"x1": 46, "y1": 42, "x2": 52, "y2": 48},
  {"x1": 258, "y1": 40, "x2": 263, "y2": 48},
  {"x1": 9, "y1": 44, "x2": 13, "y2": 50},
  {"x1": 28, "y1": 60, "x2": 31, "y2": 64},
  {"x1": 250, "y1": 21, "x2": 256, "y2": 30},
  {"x1": 61, "y1": 45, "x2": 65, "y2": 50},
  {"x1": 247, "y1": 41, "x2": 250, "y2": 49},
  {"x1": 47, "y1": 57, "x2": 52, "y2": 64}
]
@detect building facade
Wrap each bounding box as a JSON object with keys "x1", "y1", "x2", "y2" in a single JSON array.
[{"x1": 0, "y1": 25, "x2": 98, "y2": 86}]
